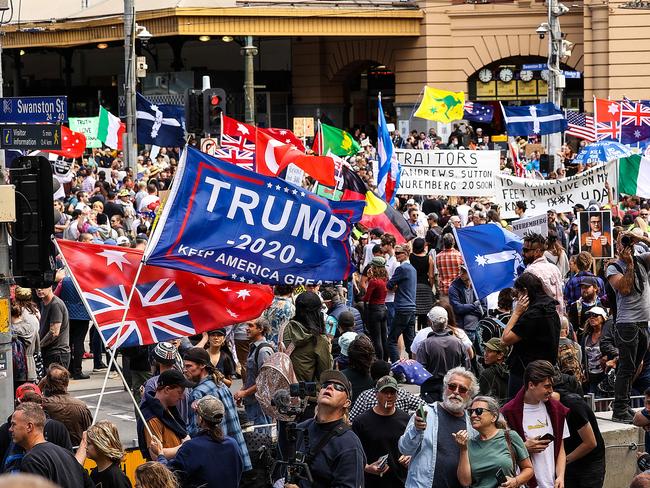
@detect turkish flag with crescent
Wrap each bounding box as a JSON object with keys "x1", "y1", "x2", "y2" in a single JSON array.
[
  {"x1": 222, "y1": 115, "x2": 306, "y2": 152},
  {"x1": 56, "y1": 239, "x2": 274, "y2": 349},
  {"x1": 49, "y1": 126, "x2": 87, "y2": 159},
  {"x1": 255, "y1": 131, "x2": 336, "y2": 185}
]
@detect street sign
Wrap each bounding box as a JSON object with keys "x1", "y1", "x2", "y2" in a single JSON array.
[
  {"x1": 0, "y1": 124, "x2": 62, "y2": 150},
  {"x1": 200, "y1": 137, "x2": 218, "y2": 155},
  {"x1": 563, "y1": 71, "x2": 581, "y2": 79},
  {"x1": 522, "y1": 63, "x2": 546, "y2": 71},
  {"x1": 0, "y1": 96, "x2": 67, "y2": 124}
]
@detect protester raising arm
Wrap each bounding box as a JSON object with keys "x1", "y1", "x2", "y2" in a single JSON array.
[{"x1": 501, "y1": 295, "x2": 528, "y2": 346}]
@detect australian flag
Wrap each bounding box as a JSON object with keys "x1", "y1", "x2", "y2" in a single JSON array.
[
  {"x1": 502, "y1": 102, "x2": 567, "y2": 136},
  {"x1": 136, "y1": 92, "x2": 185, "y2": 147},
  {"x1": 620, "y1": 99, "x2": 650, "y2": 145},
  {"x1": 453, "y1": 225, "x2": 523, "y2": 299},
  {"x1": 463, "y1": 101, "x2": 494, "y2": 123}
]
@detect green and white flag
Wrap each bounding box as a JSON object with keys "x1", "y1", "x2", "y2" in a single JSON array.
[
  {"x1": 619, "y1": 154, "x2": 650, "y2": 198},
  {"x1": 69, "y1": 117, "x2": 101, "y2": 148},
  {"x1": 97, "y1": 107, "x2": 125, "y2": 150}
]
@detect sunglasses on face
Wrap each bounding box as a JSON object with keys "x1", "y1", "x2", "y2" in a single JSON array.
[
  {"x1": 322, "y1": 381, "x2": 347, "y2": 393},
  {"x1": 447, "y1": 382, "x2": 469, "y2": 394},
  {"x1": 467, "y1": 407, "x2": 487, "y2": 416}
]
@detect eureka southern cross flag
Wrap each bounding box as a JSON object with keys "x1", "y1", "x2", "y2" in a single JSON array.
[
  {"x1": 136, "y1": 93, "x2": 185, "y2": 147},
  {"x1": 501, "y1": 102, "x2": 567, "y2": 136},
  {"x1": 144, "y1": 146, "x2": 365, "y2": 285},
  {"x1": 453, "y1": 224, "x2": 523, "y2": 299}
]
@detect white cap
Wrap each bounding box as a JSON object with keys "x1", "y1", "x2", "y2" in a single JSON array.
[
  {"x1": 116, "y1": 236, "x2": 130, "y2": 246},
  {"x1": 585, "y1": 306, "x2": 608, "y2": 319},
  {"x1": 406, "y1": 198, "x2": 416, "y2": 205},
  {"x1": 427, "y1": 306, "x2": 448, "y2": 325}
]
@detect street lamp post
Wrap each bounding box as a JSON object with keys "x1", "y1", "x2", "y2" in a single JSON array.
[
  {"x1": 124, "y1": 0, "x2": 137, "y2": 170},
  {"x1": 241, "y1": 36, "x2": 258, "y2": 125}
]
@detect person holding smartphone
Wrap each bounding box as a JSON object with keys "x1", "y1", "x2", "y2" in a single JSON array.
[
  {"x1": 454, "y1": 395, "x2": 533, "y2": 488},
  {"x1": 501, "y1": 361, "x2": 570, "y2": 488}
]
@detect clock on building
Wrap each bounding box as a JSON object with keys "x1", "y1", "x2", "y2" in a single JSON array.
[
  {"x1": 519, "y1": 70, "x2": 534, "y2": 82},
  {"x1": 478, "y1": 68, "x2": 493, "y2": 83},
  {"x1": 541, "y1": 70, "x2": 550, "y2": 81},
  {"x1": 499, "y1": 68, "x2": 514, "y2": 83}
]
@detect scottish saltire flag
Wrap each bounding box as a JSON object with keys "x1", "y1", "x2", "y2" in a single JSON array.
[
  {"x1": 376, "y1": 94, "x2": 400, "y2": 204},
  {"x1": 620, "y1": 99, "x2": 650, "y2": 145},
  {"x1": 463, "y1": 101, "x2": 494, "y2": 123},
  {"x1": 501, "y1": 102, "x2": 567, "y2": 136},
  {"x1": 453, "y1": 225, "x2": 523, "y2": 299},
  {"x1": 136, "y1": 92, "x2": 185, "y2": 147}
]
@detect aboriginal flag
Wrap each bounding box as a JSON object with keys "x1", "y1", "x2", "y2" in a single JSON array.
[{"x1": 340, "y1": 168, "x2": 415, "y2": 244}]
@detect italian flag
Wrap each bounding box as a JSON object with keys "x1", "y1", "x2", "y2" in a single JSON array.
[
  {"x1": 97, "y1": 106, "x2": 125, "y2": 150},
  {"x1": 312, "y1": 122, "x2": 361, "y2": 157},
  {"x1": 619, "y1": 154, "x2": 650, "y2": 198}
]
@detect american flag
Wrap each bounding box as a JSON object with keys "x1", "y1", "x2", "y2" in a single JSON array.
[
  {"x1": 565, "y1": 111, "x2": 596, "y2": 141},
  {"x1": 508, "y1": 142, "x2": 526, "y2": 178},
  {"x1": 213, "y1": 134, "x2": 255, "y2": 171}
]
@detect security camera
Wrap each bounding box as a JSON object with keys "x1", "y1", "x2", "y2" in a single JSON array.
[
  {"x1": 536, "y1": 23, "x2": 550, "y2": 39},
  {"x1": 136, "y1": 25, "x2": 153, "y2": 45}
]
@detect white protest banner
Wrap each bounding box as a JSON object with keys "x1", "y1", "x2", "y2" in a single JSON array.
[
  {"x1": 395, "y1": 149, "x2": 499, "y2": 196},
  {"x1": 495, "y1": 163, "x2": 614, "y2": 219},
  {"x1": 511, "y1": 214, "x2": 549, "y2": 238},
  {"x1": 284, "y1": 163, "x2": 305, "y2": 186},
  {"x1": 69, "y1": 117, "x2": 101, "y2": 148}
]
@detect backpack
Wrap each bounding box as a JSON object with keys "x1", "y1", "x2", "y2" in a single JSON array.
[
  {"x1": 255, "y1": 324, "x2": 298, "y2": 422},
  {"x1": 12, "y1": 337, "x2": 28, "y2": 383},
  {"x1": 475, "y1": 316, "x2": 506, "y2": 356},
  {"x1": 557, "y1": 341, "x2": 586, "y2": 384}
]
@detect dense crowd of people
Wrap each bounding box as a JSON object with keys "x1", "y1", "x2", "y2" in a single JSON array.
[{"x1": 4, "y1": 122, "x2": 650, "y2": 488}]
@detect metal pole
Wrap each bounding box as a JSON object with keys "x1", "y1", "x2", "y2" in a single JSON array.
[
  {"x1": 242, "y1": 36, "x2": 258, "y2": 125},
  {"x1": 0, "y1": 28, "x2": 14, "y2": 422},
  {"x1": 546, "y1": 0, "x2": 564, "y2": 168},
  {"x1": 124, "y1": 0, "x2": 137, "y2": 170}
]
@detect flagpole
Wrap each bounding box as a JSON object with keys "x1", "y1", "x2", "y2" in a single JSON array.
[
  {"x1": 52, "y1": 239, "x2": 155, "y2": 439},
  {"x1": 92, "y1": 351, "x2": 116, "y2": 424},
  {"x1": 407, "y1": 86, "x2": 425, "y2": 123},
  {"x1": 318, "y1": 120, "x2": 323, "y2": 156}
]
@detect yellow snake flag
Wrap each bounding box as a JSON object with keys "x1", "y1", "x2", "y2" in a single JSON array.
[{"x1": 414, "y1": 86, "x2": 465, "y2": 123}]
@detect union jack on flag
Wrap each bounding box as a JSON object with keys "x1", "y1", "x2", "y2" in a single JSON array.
[
  {"x1": 85, "y1": 279, "x2": 196, "y2": 349},
  {"x1": 214, "y1": 134, "x2": 255, "y2": 171},
  {"x1": 595, "y1": 120, "x2": 621, "y2": 142},
  {"x1": 620, "y1": 99, "x2": 650, "y2": 144},
  {"x1": 56, "y1": 240, "x2": 274, "y2": 349}
]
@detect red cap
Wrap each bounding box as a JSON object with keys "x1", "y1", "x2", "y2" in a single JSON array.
[{"x1": 16, "y1": 383, "x2": 42, "y2": 402}]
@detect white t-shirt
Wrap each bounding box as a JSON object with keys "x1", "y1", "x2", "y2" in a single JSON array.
[
  {"x1": 385, "y1": 255, "x2": 398, "y2": 303},
  {"x1": 522, "y1": 402, "x2": 570, "y2": 488}
]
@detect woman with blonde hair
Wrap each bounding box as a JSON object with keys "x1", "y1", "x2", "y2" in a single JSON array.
[
  {"x1": 75, "y1": 421, "x2": 131, "y2": 488},
  {"x1": 135, "y1": 462, "x2": 178, "y2": 488}
]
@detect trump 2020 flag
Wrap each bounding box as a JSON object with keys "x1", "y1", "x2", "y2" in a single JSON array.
[
  {"x1": 136, "y1": 92, "x2": 185, "y2": 147},
  {"x1": 56, "y1": 239, "x2": 273, "y2": 349},
  {"x1": 453, "y1": 225, "x2": 524, "y2": 299},
  {"x1": 377, "y1": 94, "x2": 400, "y2": 204},
  {"x1": 144, "y1": 146, "x2": 365, "y2": 286},
  {"x1": 501, "y1": 102, "x2": 567, "y2": 136}
]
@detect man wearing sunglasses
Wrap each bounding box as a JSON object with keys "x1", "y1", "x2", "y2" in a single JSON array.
[
  {"x1": 399, "y1": 367, "x2": 478, "y2": 488},
  {"x1": 285, "y1": 370, "x2": 365, "y2": 488}
]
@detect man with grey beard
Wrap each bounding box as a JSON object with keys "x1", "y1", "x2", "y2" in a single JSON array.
[{"x1": 399, "y1": 367, "x2": 478, "y2": 487}]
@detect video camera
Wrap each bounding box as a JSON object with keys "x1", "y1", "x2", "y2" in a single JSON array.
[{"x1": 269, "y1": 382, "x2": 319, "y2": 485}]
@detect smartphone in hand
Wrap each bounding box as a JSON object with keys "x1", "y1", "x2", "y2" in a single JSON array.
[
  {"x1": 539, "y1": 433, "x2": 555, "y2": 442},
  {"x1": 417, "y1": 404, "x2": 428, "y2": 420},
  {"x1": 495, "y1": 467, "x2": 507, "y2": 485}
]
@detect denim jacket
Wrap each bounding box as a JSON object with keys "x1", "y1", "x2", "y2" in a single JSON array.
[{"x1": 398, "y1": 402, "x2": 477, "y2": 487}]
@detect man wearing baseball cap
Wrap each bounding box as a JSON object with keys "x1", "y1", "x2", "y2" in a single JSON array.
[
  {"x1": 285, "y1": 370, "x2": 365, "y2": 488},
  {"x1": 182, "y1": 347, "x2": 251, "y2": 471},
  {"x1": 478, "y1": 338, "x2": 509, "y2": 405},
  {"x1": 352, "y1": 376, "x2": 411, "y2": 488},
  {"x1": 137, "y1": 369, "x2": 193, "y2": 461},
  {"x1": 567, "y1": 275, "x2": 604, "y2": 341}
]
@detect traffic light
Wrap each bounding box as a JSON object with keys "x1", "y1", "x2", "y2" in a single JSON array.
[
  {"x1": 184, "y1": 89, "x2": 204, "y2": 135},
  {"x1": 11, "y1": 156, "x2": 56, "y2": 288},
  {"x1": 202, "y1": 88, "x2": 226, "y2": 136}
]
